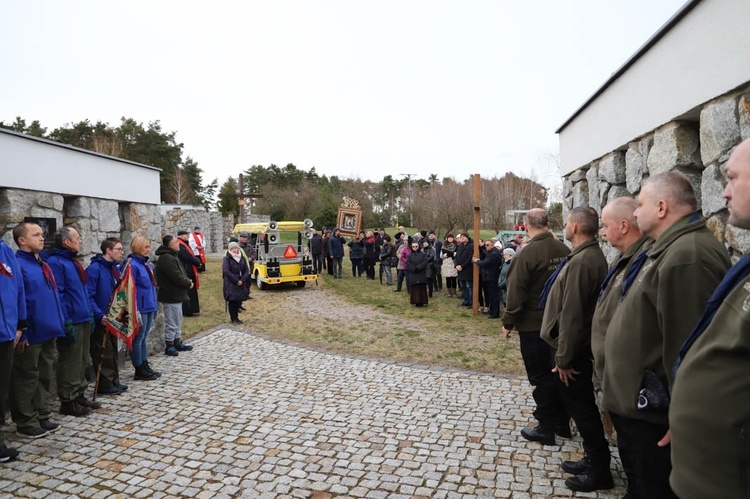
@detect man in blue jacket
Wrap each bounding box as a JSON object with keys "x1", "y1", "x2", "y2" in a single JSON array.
[
  {"x1": 328, "y1": 228, "x2": 345, "y2": 279},
  {"x1": 0, "y1": 232, "x2": 26, "y2": 462},
  {"x1": 46, "y1": 226, "x2": 99, "y2": 417},
  {"x1": 86, "y1": 237, "x2": 127, "y2": 395},
  {"x1": 11, "y1": 223, "x2": 66, "y2": 438}
]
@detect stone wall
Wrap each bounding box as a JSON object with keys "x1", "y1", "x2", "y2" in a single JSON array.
[
  {"x1": 562, "y1": 82, "x2": 750, "y2": 258},
  {"x1": 162, "y1": 208, "x2": 234, "y2": 253}
]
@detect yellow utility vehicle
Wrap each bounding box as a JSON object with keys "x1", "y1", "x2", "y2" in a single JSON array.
[{"x1": 232, "y1": 219, "x2": 317, "y2": 289}]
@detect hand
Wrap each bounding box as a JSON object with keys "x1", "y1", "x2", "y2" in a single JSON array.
[
  {"x1": 189, "y1": 281, "x2": 195, "y2": 288},
  {"x1": 456, "y1": 265, "x2": 462, "y2": 271},
  {"x1": 237, "y1": 280, "x2": 243, "y2": 286},
  {"x1": 657, "y1": 429, "x2": 671, "y2": 447},
  {"x1": 15, "y1": 339, "x2": 28, "y2": 355},
  {"x1": 552, "y1": 365, "x2": 580, "y2": 387},
  {"x1": 471, "y1": 257, "x2": 478, "y2": 263},
  {"x1": 101, "y1": 317, "x2": 107, "y2": 326},
  {"x1": 14, "y1": 330, "x2": 23, "y2": 347},
  {"x1": 502, "y1": 327, "x2": 511, "y2": 339}
]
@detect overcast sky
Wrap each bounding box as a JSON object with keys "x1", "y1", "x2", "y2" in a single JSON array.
[{"x1": 1, "y1": 1, "x2": 687, "y2": 192}]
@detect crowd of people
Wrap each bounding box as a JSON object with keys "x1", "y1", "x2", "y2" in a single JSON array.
[{"x1": 0, "y1": 227, "x2": 201, "y2": 462}]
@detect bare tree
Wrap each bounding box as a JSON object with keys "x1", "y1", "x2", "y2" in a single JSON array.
[{"x1": 168, "y1": 167, "x2": 193, "y2": 204}]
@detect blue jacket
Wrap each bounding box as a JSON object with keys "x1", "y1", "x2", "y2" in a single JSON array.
[
  {"x1": 44, "y1": 248, "x2": 92, "y2": 325},
  {"x1": 328, "y1": 235, "x2": 345, "y2": 258},
  {"x1": 15, "y1": 249, "x2": 65, "y2": 344},
  {"x1": 0, "y1": 240, "x2": 26, "y2": 343},
  {"x1": 86, "y1": 254, "x2": 121, "y2": 324},
  {"x1": 128, "y1": 254, "x2": 158, "y2": 314}
]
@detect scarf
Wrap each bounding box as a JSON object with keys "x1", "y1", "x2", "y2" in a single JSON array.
[
  {"x1": 597, "y1": 259, "x2": 621, "y2": 302},
  {"x1": 538, "y1": 257, "x2": 568, "y2": 310},
  {"x1": 674, "y1": 254, "x2": 750, "y2": 374},
  {"x1": 231, "y1": 251, "x2": 242, "y2": 263},
  {"x1": 178, "y1": 238, "x2": 200, "y2": 288},
  {"x1": 73, "y1": 259, "x2": 87, "y2": 285},
  {"x1": 41, "y1": 259, "x2": 58, "y2": 289}
]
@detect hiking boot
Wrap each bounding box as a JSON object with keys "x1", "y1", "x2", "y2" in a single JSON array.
[
  {"x1": 97, "y1": 385, "x2": 123, "y2": 395},
  {"x1": 555, "y1": 422, "x2": 573, "y2": 439},
  {"x1": 562, "y1": 455, "x2": 592, "y2": 475},
  {"x1": 39, "y1": 419, "x2": 61, "y2": 433},
  {"x1": 231, "y1": 319, "x2": 243, "y2": 324},
  {"x1": 165, "y1": 345, "x2": 179, "y2": 357},
  {"x1": 134, "y1": 364, "x2": 158, "y2": 381},
  {"x1": 143, "y1": 360, "x2": 161, "y2": 378},
  {"x1": 59, "y1": 400, "x2": 92, "y2": 417},
  {"x1": 0, "y1": 446, "x2": 19, "y2": 463},
  {"x1": 520, "y1": 426, "x2": 556, "y2": 446},
  {"x1": 76, "y1": 395, "x2": 102, "y2": 410},
  {"x1": 114, "y1": 382, "x2": 129, "y2": 392},
  {"x1": 174, "y1": 339, "x2": 193, "y2": 351},
  {"x1": 17, "y1": 426, "x2": 48, "y2": 439},
  {"x1": 565, "y1": 469, "x2": 614, "y2": 492}
]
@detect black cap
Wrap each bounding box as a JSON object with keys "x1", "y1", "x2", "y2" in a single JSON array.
[{"x1": 177, "y1": 230, "x2": 189, "y2": 236}]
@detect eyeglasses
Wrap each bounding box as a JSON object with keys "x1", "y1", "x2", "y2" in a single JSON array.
[{"x1": 113, "y1": 247, "x2": 124, "y2": 252}]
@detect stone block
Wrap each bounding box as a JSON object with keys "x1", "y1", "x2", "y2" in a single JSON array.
[
  {"x1": 739, "y1": 94, "x2": 750, "y2": 141},
  {"x1": 647, "y1": 123, "x2": 702, "y2": 175},
  {"x1": 700, "y1": 95, "x2": 740, "y2": 166},
  {"x1": 606, "y1": 185, "x2": 630, "y2": 206},
  {"x1": 598, "y1": 152, "x2": 626, "y2": 184},
  {"x1": 97, "y1": 200, "x2": 121, "y2": 232},
  {"x1": 726, "y1": 223, "x2": 750, "y2": 256},
  {"x1": 572, "y1": 181, "x2": 589, "y2": 207},
  {"x1": 586, "y1": 164, "x2": 601, "y2": 214},
  {"x1": 701, "y1": 163, "x2": 727, "y2": 217},
  {"x1": 0, "y1": 188, "x2": 37, "y2": 224},
  {"x1": 598, "y1": 181, "x2": 610, "y2": 209},
  {"x1": 37, "y1": 193, "x2": 64, "y2": 211},
  {"x1": 66, "y1": 197, "x2": 91, "y2": 218},
  {"x1": 569, "y1": 167, "x2": 588, "y2": 183},
  {"x1": 625, "y1": 142, "x2": 646, "y2": 195}
]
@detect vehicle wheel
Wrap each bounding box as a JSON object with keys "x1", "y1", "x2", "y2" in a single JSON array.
[
  {"x1": 296, "y1": 281, "x2": 306, "y2": 288},
  {"x1": 256, "y1": 273, "x2": 266, "y2": 290}
]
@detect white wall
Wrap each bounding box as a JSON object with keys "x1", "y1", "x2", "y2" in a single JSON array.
[
  {"x1": 558, "y1": 0, "x2": 750, "y2": 175},
  {"x1": 0, "y1": 131, "x2": 161, "y2": 204}
]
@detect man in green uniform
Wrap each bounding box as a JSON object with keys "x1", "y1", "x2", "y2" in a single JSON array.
[
  {"x1": 602, "y1": 171, "x2": 730, "y2": 498},
  {"x1": 540, "y1": 207, "x2": 610, "y2": 492},
  {"x1": 669, "y1": 138, "x2": 750, "y2": 499},
  {"x1": 502, "y1": 208, "x2": 571, "y2": 445},
  {"x1": 586, "y1": 197, "x2": 650, "y2": 497}
]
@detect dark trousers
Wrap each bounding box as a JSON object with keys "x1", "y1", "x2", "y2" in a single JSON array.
[
  {"x1": 519, "y1": 330, "x2": 568, "y2": 428},
  {"x1": 351, "y1": 258, "x2": 363, "y2": 277},
  {"x1": 364, "y1": 257, "x2": 376, "y2": 280},
  {"x1": 459, "y1": 279, "x2": 473, "y2": 305},
  {"x1": 426, "y1": 274, "x2": 434, "y2": 297},
  {"x1": 312, "y1": 253, "x2": 323, "y2": 274},
  {"x1": 554, "y1": 356, "x2": 610, "y2": 468},
  {"x1": 228, "y1": 301, "x2": 241, "y2": 321},
  {"x1": 56, "y1": 323, "x2": 90, "y2": 403},
  {"x1": 610, "y1": 413, "x2": 677, "y2": 499},
  {"x1": 445, "y1": 276, "x2": 457, "y2": 290},
  {"x1": 90, "y1": 328, "x2": 120, "y2": 389},
  {"x1": 0, "y1": 340, "x2": 14, "y2": 446},
  {"x1": 182, "y1": 284, "x2": 200, "y2": 316},
  {"x1": 483, "y1": 281, "x2": 500, "y2": 316},
  {"x1": 326, "y1": 256, "x2": 333, "y2": 275},
  {"x1": 434, "y1": 267, "x2": 443, "y2": 291},
  {"x1": 11, "y1": 338, "x2": 56, "y2": 431}
]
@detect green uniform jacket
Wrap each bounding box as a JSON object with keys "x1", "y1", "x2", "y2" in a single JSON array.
[
  {"x1": 154, "y1": 245, "x2": 192, "y2": 304},
  {"x1": 540, "y1": 238, "x2": 607, "y2": 368},
  {"x1": 602, "y1": 215, "x2": 730, "y2": 424},
  {"x1": 591, "y1": 235, "x2": 652, "y2": 381},
  {"x1": 669, "y1": 272, "x2": 750, "y2": 498},
  {"x1": 501, "y1": 231, "x2": 569, "y2": 332}
]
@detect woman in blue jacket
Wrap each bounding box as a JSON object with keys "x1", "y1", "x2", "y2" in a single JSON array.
[{"x1": 127, "y1": 236, "x2": 160, "y2": 381}]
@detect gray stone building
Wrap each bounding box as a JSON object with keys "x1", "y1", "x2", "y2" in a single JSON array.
[{"x1": 557, "y1": 0, "x2": 750, "y2": 256}]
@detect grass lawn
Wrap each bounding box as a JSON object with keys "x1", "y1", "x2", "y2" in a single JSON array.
[{"x1": 185, "y1": 257, "x2": 525, "y2": 376}]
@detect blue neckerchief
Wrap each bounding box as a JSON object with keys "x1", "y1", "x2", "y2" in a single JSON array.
[
  {"x1": 674, "y1": 254, "x2": 750, "y2": 375},
  {"x1": 620, "y1": 248, "x2": 648, "y2": 300},
  {"x1": 538, "y1": 257, "x2": 567, "y2": 310},
  {"x1": 597, "y1": 259, "x2": 621, "y2": 302}
]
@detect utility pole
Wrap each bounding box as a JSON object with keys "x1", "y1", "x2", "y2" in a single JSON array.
[{"x1": 400, "y1": 173, "x2": 417, "y2": 227}]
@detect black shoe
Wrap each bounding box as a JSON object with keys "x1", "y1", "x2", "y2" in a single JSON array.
[
  {"x1": 487, "y1": 314, "x2": 500, "y2": 319},
  {"x1": 520, "y1": 426, "x2": 556, "y2": 446},
  {"x1": 17, "y1": 426, "x2": 48, "y2": 439},
  {"x1": 555, "y1": 423, "x2": 572, "y2": 439},
  {"x1": 143, "y1": 361, "x2": 161, "y2": 378},
  {"x1": 75, "y1": 395, "x2": 102, "y2": 410},
  {"x1": 97, "y1": 385, "x2": 123, "y2": 395},
  {"x1": 239, "y1": 306, "x2": 246, "y2": 311},
  {"x1": 174, "y1": 340, "x2": 193, "y2": 352},
  {"x1": 39, "y1": 419, "x2": 60, "y2": 433},
  {"x1": 562, "y1": 455, "x2": 591, "y2": 475},
  {"x1": 134, "y1": 364, "x2": 158, "y2": 381},
  {"x1": 231, "y1": 319, "x2": 244, "y2": 324},
  {"x1": 0, "y1": 446, "x2": 19, "y2": 463},
  {"x1": 564, "y1": 470, "x2": 614, "y2": 492},
  {"x1": 165, "y1": 345, "x2": 179, "y2": 357},
  {"x1": 59, "y1": 400, "x2": 92, "y2": 417},
  {"x1": 114, "y1": 383, "x2": 129, "y2": 392}
]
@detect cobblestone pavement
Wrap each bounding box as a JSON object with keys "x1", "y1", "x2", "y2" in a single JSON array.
[{"x1": 0, "y1": 328, "x2": 627, "y2": 498}]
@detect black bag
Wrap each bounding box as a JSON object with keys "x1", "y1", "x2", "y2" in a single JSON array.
[{"x1": 636, "y1": 369, "x2": 670, "y2": 411}]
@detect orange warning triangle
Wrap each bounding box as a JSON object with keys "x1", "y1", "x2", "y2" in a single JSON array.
[{"x1": 283, "y1": 245, "x2": 298, "y2": 258}]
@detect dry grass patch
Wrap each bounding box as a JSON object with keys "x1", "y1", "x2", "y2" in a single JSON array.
[{"x1": 184, "y1": 257, "x2": 525, "y2": 376}]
